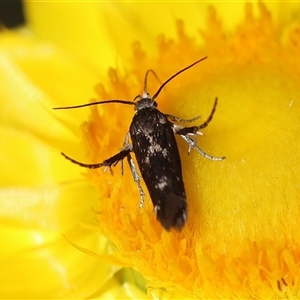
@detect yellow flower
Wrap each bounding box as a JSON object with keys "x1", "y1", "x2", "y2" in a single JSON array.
[{"x1": 2, "y1": 1, "x2": 300, "y2": 299}]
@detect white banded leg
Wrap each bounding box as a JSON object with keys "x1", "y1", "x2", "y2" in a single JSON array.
[
  {"x1": 126, "y1": 153, "x2": 145, "y2": 208},
  {"x1": 180, "y1": 135, "x2": 225, "y2": 161}
]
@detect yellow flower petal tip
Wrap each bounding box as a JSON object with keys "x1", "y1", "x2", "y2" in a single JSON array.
[{"x1": 78, "y1": 3, "x2": 300, "y2": 299}]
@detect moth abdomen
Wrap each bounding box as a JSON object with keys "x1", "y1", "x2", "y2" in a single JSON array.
[{"x1": 154, "y1": 194, "x2": 187, "y2": 231}]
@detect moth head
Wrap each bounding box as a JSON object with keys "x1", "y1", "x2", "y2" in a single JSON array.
[{"x1": 134, "y1": 94, "x2": 158, "y2": 111}]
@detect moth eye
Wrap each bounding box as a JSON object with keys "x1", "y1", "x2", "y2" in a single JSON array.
[{"x1": 153, "y1": 101, "x2": 158, "y2": 107}]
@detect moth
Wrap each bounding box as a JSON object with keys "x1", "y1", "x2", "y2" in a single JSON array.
[{"x1": 54, "y1": 57, "x2": 225, "y2": 231}]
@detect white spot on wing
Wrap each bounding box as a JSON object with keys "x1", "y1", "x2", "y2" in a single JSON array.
[
  {"x1": 156, "y1": 181, "x2": 167, "y2": 190},
  {"x1": 154, "y1": 205, "x2": 160, "y2": 215}
]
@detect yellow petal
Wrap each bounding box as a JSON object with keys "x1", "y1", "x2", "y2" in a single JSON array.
[{"x1": 0, "y1": 29, "x2": 118, "y2": 298}]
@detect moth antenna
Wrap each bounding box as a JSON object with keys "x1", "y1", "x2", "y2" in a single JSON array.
[
  {"x1": 143, "y1": 69, "x2": 162, "y2": 98},
  {"x1": 152, "y1": 56, "x2": 208, "y2": 101},
  {"x1": 53, "y1": 100, "x2": 135, "y2": 110}
]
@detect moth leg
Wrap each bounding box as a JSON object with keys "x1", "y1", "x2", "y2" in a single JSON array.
[
  {"x1": 166, "y1": 114, "x2": 200, "y2": 123},
  {"x1": 122, "y1": 132, "x2": 131, "y2": 147},
  {"x1": 174, "y1": 98, "x2": 218, "y2": 136},
  {"x1": 171, "y1": 98, "x2": 225, "y2": 161},
  {"x1": 172, "y1": 124, "x2": 204, "y2": 137},
  {"x1": 61, "y1": 145, "x2": 132, "y2": 175},
  {"x1": 179, "y1": 134, "x2": 225, "y2": 161},
  {"x1": 126, "y1": 153, "x2": 145, "y2": 208},
  {"x1": 120, "y1": 132, "x2": 131, "y2": 175}
]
